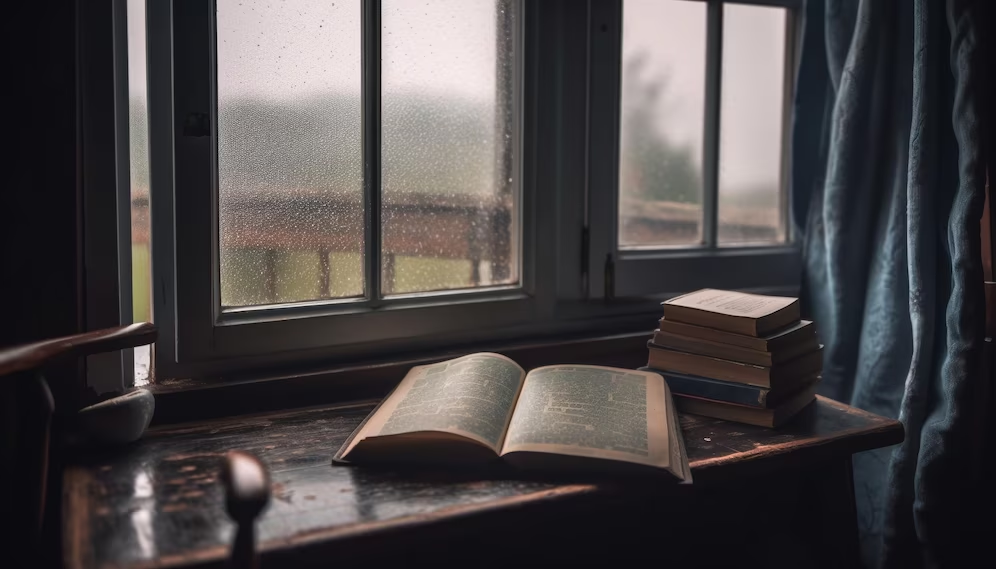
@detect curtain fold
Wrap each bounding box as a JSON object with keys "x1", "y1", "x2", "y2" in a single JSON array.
[{"x1": 792, "y1": 0, "x2": 990, "y2": 566}]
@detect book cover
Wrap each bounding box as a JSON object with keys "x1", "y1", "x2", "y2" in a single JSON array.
[
  {"x1": 646, "y1": 342, "x2": 824, "y2": 389},
  {"x1": 657, "y1": 319, "x2": 816, "y2": 352},
  {"x1": 672, "y1": 380, "x2": 820, "y2": 428},
  {"x1": 639, "y1": 367, "x2": 772, "y2": 408},
  {"x1": 650, "y1": 329, "x2": 820, "y2": 366},
  {"x1": 334, "y1": 353, "x2": 691, "y2": 481},
  {"x1": 662, "y1": 289, "x2": 801, "y2": 336}
]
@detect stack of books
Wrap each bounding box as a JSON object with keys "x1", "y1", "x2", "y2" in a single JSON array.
[{"x1": 643, "y1": 289, "x2": 822, "y2": 427}]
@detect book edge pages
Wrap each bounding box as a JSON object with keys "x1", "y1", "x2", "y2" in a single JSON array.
[
  {"x1": 644, "y1": 366, "x2": 784, "y2": 409},
  {"x1": 332, "y1": 384, "x2": 399, "y2": 464},
  {"x1": 650, "y1": 332, "x2": 775, "y2": 366},
  {"x1": 758, "y1": 299, "x2": 802, "y2": 331},
  {"x1": 649, "y1": 332, "x2": 820, "y2": 367},
  {"x1": 657, "y1": 320, "x2": 770, "y2": 349},
  {"x1": 664, "y1": 381, "x2": 693, "y2": 484},
  {"x1": 673, "y1": 376, "x2": 820, "y2": 409},
  {"x1": 773, "y1": 346, "x2": 824, "y2": 381},
  {"x1": 657, "y1": 319, "x2": 815, "y2": 352},
  {"x1": 773, "y1": 380, "x2": 822, "y2": 426},
  {"x1": 647, "y1": 343, "x2": 768, "y2": 370},
  {"x1": 646, "y1": 346, "x2": 771, "y2": 388}
]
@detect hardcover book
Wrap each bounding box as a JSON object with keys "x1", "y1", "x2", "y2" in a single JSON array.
[
  {"x1": 651, "y1": 328, "x2": 819, "y2": 367},
  {"x1": 657, "y1": 319, "x2": 816, "y2": 352},
  {"x1": 662, "y1": 289, "x2": 801, "y2": 337},
  {"x1": 639, "y1": 367, "x2": 818, "y2": 409},
  {"x1": 673, "y1": 381, "x2": 820, "y2": 428},
  {"x1": 647, "y1": 343, "x2": 823, "y2": 389}
]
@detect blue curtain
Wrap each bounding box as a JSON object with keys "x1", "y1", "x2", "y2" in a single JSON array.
[{"x1": 792, "y1": 0, "x2": 990, "y2": 566}]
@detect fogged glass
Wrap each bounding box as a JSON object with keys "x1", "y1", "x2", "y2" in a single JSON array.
[
  {"x1": 718, "y1": 4, "x2": 787, "y2": 245},
  {"x1": 382, "y1": 0, "x2": 518, "y2": 295},
  {"x1": 217, "y1": 0, "x2": 363, "y2": 307},
  {"x1": 128, "y1": 0, "x2": 151, "y2": 382},
  {"x1": 618, "y1": 0, "x2": 706, "y2": 248}
]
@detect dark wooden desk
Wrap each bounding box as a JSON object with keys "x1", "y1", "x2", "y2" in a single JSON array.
[{"x1": 64, "y1": 396, "x2": 902, "y2": 569}]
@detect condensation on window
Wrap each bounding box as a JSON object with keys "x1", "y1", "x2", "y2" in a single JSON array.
[
  {"x1": 381, "y1": 0, "x2": 518, "y2": 295},
  {"x1": 718, "y1": 4, "x2": 787, "y2": 245},
  {"x1": 128, "y1": 0, "x2": 152, "y2": 383},
  {"x1": 216, "y1": 0, "x2": 364, "y2": 307},
  {"x1": 618, "y1": 0, "x2": 706, "y2": 249}
]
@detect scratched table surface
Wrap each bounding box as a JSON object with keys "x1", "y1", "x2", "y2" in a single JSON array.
[{"x1": 64, "y1": 395, "x2": 902, "y2": 569}]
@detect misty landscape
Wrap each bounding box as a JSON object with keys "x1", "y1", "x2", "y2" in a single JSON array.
[{"x1": 128, "y1": 0, "x2": 785, "y2": 318}]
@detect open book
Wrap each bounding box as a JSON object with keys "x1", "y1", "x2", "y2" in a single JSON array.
[{"x1": 334, "y1": 353, "x2": 691, "y2": 481}]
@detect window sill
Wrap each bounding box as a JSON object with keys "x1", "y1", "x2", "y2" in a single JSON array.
[
  {"x1": 147, "y1": 282, "x2": 800, "y2": 424},
  {"x1": 148, "y1": 327, "x2": 655, "y2": 425}
]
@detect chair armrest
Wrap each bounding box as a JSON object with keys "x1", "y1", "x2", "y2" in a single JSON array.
[{"x1": 0, "y1": 322, "x2": 157, "y2": 377}]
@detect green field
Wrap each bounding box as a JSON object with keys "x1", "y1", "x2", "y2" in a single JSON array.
[
  {"x1": 132, "y1": 244, "x2": 478, "y2": 314},
  {"x1": 132, "y1": 244, "x2": 151, "y2": 322}
]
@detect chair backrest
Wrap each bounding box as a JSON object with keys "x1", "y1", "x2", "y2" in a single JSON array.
[
  {"x1": 0, "y1": 322, "x2": 156, "y2": 561},
  {"x1": 222, "y1": 451, "x2": 272, "y2": 569}
]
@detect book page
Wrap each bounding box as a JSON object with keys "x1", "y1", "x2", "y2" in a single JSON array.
[
  {"x1": 666, "y1": 289, "x2": 795, "y2": 318},
  {"x1": 664, "y1": 384, "x2": 692, "y2": 483},
  {"x1": 345, "y1": 353, "x2": 526, "y2": 454},
  {"x1": 500, "y1": 365, "x2": 670, "y2": 469}
]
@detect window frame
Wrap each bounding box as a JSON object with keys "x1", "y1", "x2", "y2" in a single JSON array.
[
  {"x1": 586, "y1": 0, "x2": 803, "y2": 299},
  {"x1": 137, "y1": 0, "x2": 803, "y2": 381},
  {"x1": 81, "y1": 0, "x2": 136, "y2": 392},
  {"x1": 153, "y1": 0, "x2": 560, "y2": 377}
]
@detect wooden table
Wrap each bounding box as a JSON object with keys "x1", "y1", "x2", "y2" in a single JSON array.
[{"x1": 63, "y1": 396, "x2": 902, "y2": 569}]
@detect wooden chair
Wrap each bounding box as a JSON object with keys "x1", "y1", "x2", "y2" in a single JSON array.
[
  {"x1": 0, "y1": 321, "x2": 270, "y2": 569},
  {"x1": 222, "y1": 451, "x2": 272, "y2": 569},
  {"x1": 0, "y1": 323, "x2": 156, "y2": 564}
]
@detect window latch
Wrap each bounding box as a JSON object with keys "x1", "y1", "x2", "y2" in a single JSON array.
[{"x1": 183, "y1": 112, "x2": 211, "y2": 137}]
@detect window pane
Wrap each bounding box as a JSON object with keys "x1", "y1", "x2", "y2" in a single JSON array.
[
  {"x1": 382, "y1": 0, "x2": 518, "y2": 295},
  {"x1": 619, "y1": 0, "x2": 706, "y2": 248},
  {"x1": 127, "y1": 0, "x2": 151, "y2": 383},
  {"x1": 217, "y1": 0, "x2": 363, "y2": 307},
  {"x1": 718, "y1": 4, "x2": 787, "y2": 245}
]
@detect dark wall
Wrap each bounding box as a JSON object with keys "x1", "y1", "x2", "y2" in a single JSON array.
[{"x1": 1, "y1": 0, "x2": 82, "y2": 348}]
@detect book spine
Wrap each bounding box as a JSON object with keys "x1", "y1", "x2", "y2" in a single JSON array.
[
  {"x1": 651, "y1": 334, "x2": 773, "y2": 366},
  {"x1": 672, "y1": 395, "x2": 777, "y2": 428},
  {"x1": 647, "y1": 345, "x2": 769, "y2": 387},
  {"x1": 640, "y1": 368, "x2": 769, "y2": 408},
  {"x1": 657, "y1": 320, "x2": 771, "y2": 351}
]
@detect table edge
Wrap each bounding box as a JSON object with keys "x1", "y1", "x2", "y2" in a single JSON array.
[{"x1": 65, "y1": 397, "x2": 905, "y2": 569}]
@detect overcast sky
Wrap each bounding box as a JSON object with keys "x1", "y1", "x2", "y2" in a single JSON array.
[
  {"x1": 129, "y1": 0, "x2": 786, "y2": 191},
  {"x1": 623, "y1": 0, "x2": 786, "y2": 192},
  {"x1": 215, "y1": 0, "x2": 498, "y2": 100}
]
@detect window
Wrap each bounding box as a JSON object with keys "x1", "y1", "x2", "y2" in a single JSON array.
[
  {"x1": 588, "y1": 0, "x2": 800, "y2": 298},
  {"x1": 154, "y1": 0, "x2": 530, "y2": 375},
  {"x1": 124, "y1": 0, "x2": 799, "y2": 379},
  {"x1": 215, "y1": 0, "x2": 518, "y2": 306},
  {"x1": 617, "y1": 1, "x2": 789, "y2": 248},
  {"x1": 127, "y1": 0, "x2": 152, "y2": 383}
]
